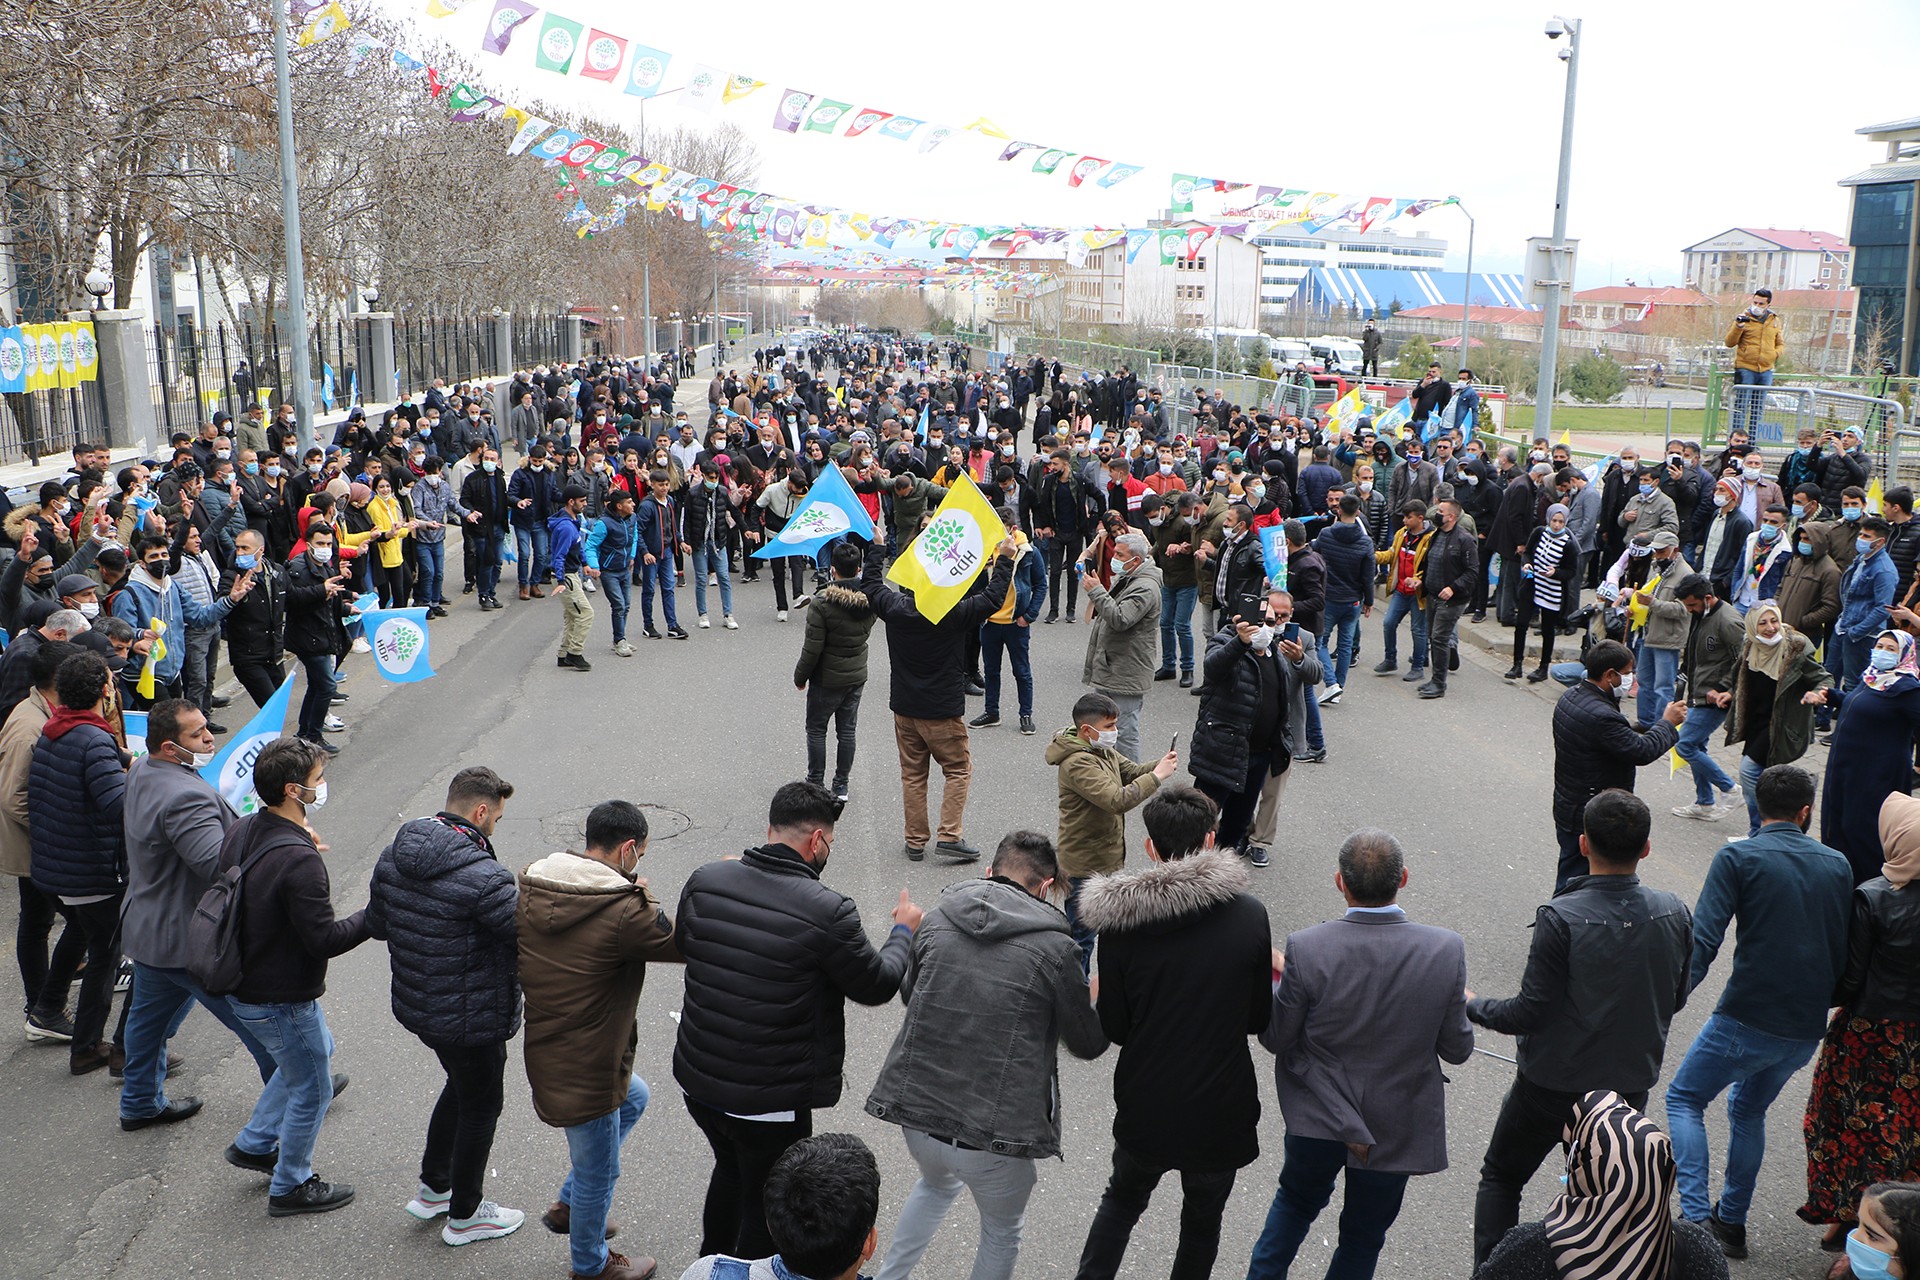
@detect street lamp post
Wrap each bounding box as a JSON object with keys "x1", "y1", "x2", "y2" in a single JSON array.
[
  {"x1": 1534, "y1": 15, "x2": 1582, "y2": 438},
  {"x1": 269, "y1": 0, "x2": 317, "y2": 456},
  {"x1": 1453, "y1": 199, "x2": 1475, "y2": 368}
]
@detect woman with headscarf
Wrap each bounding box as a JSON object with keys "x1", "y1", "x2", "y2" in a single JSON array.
[
  {"x1": 1509, "y1": 502, "x2": 1580, "y2": 683},
  {"x1": 1799, "y1": 797, "x2": 1920, "y2": 1260},
  {"x1": 1723, "y1": 601, "x2": 1834, "y2": 836},
  {"x1": 1476, "y1": 1090, "x2": 1728, "y2": 1280},
  {"x1": 1834, "y1": 1182, "x2": 1920, "y2": 1280},
  {"x1": 1822, "y1": 630, "x2": 1920, "y2": 883}
]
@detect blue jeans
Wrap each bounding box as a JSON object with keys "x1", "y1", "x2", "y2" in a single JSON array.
[
  {"x1": 1247, "y1": 1134, "x2": 1411, "y2": 1280},
  {"x1": 1665, "y1": 1013, "x2": 1820, "y2": 1226},
  {"x1": 691, "y1": 542, "x2": 732, "y2": 618},
  {"x1": 515, "y1": 523, "x2": 550, "y2": 587},
  {"x1": 1634, "y1": 642, "x2": 1679, "y2": 727},
  {"x1": 477, "y1": 528, "x2": 503, "y2": 599},
  {"x1": 296, "y1": 651, "x2": 336, "y2": 741},
  {"x1": 1739, "y1": 755, "x2": 1765, "y2": 835},
  {"x1": 600, "y1": 569, "x2": 632, "y2": 642},
  {"x1": 558, "y1": 1074, "x2": 650, "y2": 1276},
  {"x1": 981, "y1": 621, "x2": 1033, "y2": 717},
  {"x1": 1732, "y1": 368, "x2": 1774, "y2": 437},
  {"x1": 1381, "y1": 591, "x2": 1428, "y2": 670},
  {"x1": 1321, "y1": 601, "x2": 1362, "y2": 687},
  {"x1": 1064, "y1": 877, "x2": 1095, "y2": 977},
  {"x1": 121, "y1": 963, "x2": 278, "y2": 1122},
  {"x1": 641, "y1": 557, "x2": 679, "y2": 630},
  {"x1": 1303, "y1": 676, "x2": 1325, "y2": 751},
  {"x1": 412, "y1": 539, "x2": 445, "y2": 605},
  {"x1": 1158, "y1": 585, "x2": 1197, "y2": 673},
  {"x1": 1675, "y1": 704, "x2": 1734, "y2": 805},
  {"x1": 224, "y1": 998, "x2": 337, "y2": 1196}
]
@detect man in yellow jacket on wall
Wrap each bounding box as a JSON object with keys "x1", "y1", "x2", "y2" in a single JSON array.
[{"x1": 1725, "y1": 288, "x2": 1786, "y2": 439}]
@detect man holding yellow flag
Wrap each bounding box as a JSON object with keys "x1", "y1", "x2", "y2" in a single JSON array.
[{"x1": 865, "y1": 476, "x2": 1016, "y2": 862}]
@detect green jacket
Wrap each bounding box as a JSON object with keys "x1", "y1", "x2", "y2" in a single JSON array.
[
  {"x1": 1082, "y1": 560, "x2": 1164, "y2": 695},
  {"x1": 1152, "y1": 515, "x2": 1198, "y2": 588},
  {"x1": 793, "y1": 583, "x2": 875, "y2": 689},
  {"x1": 1043, "y1": 729, "x2": 1160, "y2": 879},
  {"x1": 1681, "y1": 600, "x2": 1746, "y2": 706},
  {"x1": 1724, "y1": 632, "x2": 1833, "y2": 766},
  {"x1": 888, "y1": 476, "x2": 948, "y2": 543}
]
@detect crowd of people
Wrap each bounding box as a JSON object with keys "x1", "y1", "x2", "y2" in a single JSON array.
[{"x1": 4, "y1": 325, "x2": 1920, "y2": 1280}]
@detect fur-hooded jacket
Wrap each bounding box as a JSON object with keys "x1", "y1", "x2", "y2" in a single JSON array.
[{"x1": 1073, "y1": 849, "x2": 1273, "y2": 1172}]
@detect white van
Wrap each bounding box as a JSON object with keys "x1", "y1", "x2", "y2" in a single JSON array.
[
  {"x1": 1311, "y1": 336, "x2": 1365, "y2": 374},
  {"x1": 1268, "y1": 338, "x2": 1312, "y2": 368}
]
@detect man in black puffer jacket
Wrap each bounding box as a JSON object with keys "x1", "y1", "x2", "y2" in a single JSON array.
[
  {"x1": 366, "y1": 766, "x2": 521, "y2": 1242},
  {"x1": 673, "y1": 781, "x2": 925, "y2": 1261}
]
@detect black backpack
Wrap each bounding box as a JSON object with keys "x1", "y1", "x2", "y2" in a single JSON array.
[{"x1": 185, "y1": 843, "x2": 273, "y2": 997}]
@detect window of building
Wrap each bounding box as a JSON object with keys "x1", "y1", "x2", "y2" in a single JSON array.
[{"x1": 1853, "y1": 183, "x2": 1916, "y2": 247}]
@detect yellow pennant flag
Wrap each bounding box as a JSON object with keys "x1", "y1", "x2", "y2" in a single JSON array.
[
  {"x1": 1869, "y1": 477, "x2": 1885, "y2": 514},
  {"x1": 1557, "y1": 427, "x2": 1571, "y2": 447},
  {"x1": 1669, "y1": 747, "x2": 1684, "y2": 778},
  {"x1": 136, "y1": 619, "x2": 167, "y2": 700},
  {"x1": 964, "y1": 117, "x2": 1010, "y2": 139},
  {"x1": 1628, "y1": 573, "x2": 1662, "y2": 630},
  {"x1": 722, "y1": 74, "x2": 765, "y2": 104},
  {"x1": 297, "y1": 0, "x2": 350, "y2": 46},
  {"x1": 885, "y1": 474, "x2": 1009, "y2": 623}
]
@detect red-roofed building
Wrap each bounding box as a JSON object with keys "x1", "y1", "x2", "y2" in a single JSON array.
[{"x1": 1682, "y1": 228, "x2": 1851, "y2": 295}]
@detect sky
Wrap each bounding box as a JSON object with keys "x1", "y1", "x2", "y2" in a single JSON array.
[{"x1": 377, "y1": 0, "x2": 1920, "y2": 289}]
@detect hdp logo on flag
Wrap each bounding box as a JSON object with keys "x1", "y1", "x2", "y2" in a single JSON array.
[
  {"x1": 1258, "y1": 525, "x2": 1290, "y2": 590},
  {"x1": 752, "y1": 462, "x2": 874, "y2": 560},
  {"x1": 200, "y1": 676, "x2": 295, "y2": 815},
  {"x1": 1373, "y1": 395, "x2": 1413, "y2": 439},
  {"x1": 885, "y1": 474, "x2": 1008, "y2": 623},
  {"x1": 362, "y1": 608, "x2": 435, "y2": 683}
]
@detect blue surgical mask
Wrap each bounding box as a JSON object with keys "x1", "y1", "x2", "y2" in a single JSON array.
[
  {"x1": 1847, "y1": 1231, "x2": 1898, "y2": 1280},
  {"x1": 235, "y1": 553, "x2": 258, "y2": 570},
  {"x1": 243, "y1": 461, "x2": 259, "y2": 475},
  {"x1": 1638, "y1": 482, "x2": 1655, "y2": 497},
  {"x1": 1870, "y1": 648, "x2": 1900, "y2": 671},
  {"x1": 1797, "y1": 541, "x2": 1814, "y2": 556},
  {"x1": 1859, "y1": 536, "x2": 1875, "y2": 555},
  {"x1": 1758, "y1": 524, "x2": 1780, "y2": 543},
  {"x1": 1843, "y1": 507, "x2": 1864, "y2": 521}
]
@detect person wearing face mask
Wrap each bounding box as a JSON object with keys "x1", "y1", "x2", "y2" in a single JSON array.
[
  {"x1": 407, "y1": 457, "x2": 460, "y2": 617},
  {"x1": 219, "y1": 530, "x2": 291, "y2": 710},
  {"x1": 1416, "y1": 494, "x2": 1480, "y2": 699},
  {"x1": 1726, "y1": 449, "x2": 1785, "y2": 530},
  {"x1": 1814, "y1": 426, "x2": 1872, "y2": 521},
  {"x1": 1717, "y1": 602, "x2": 1835, "y2": 839},
  {"x1": 1698, "y1": 478, "x2": 1754, "y2": 601},
  {"x1": 1823, "y1": 631, "x2": 1920, "y2": 884},
  {"x1": 108, "y1": 531, "x2": 243, "y2": 707},
  {"x1": 217, "y1": 736, "x2": 370, "y2": 1218},
  {"x1": 168, "y1": 518, "x2": 229, "y2": 733},
  {"x1": 118, "y1": 698, "x2": 292, "y2": 1133},
  {"x1": 1832, "y1": 516, "x2": 1900, "y2": 723},
  {"x1": 459, "y1": 449, "x2": 512, "y2": 611},
  {"x1": 283, "y1": 524, "x2": 355, "y2": 754},
  {"x1": 508, "y1": 447, "x2": 562, "y2": 600},
  {"x1": 1725, "y1": 503, "x2": 1792, "y2": 615},
  {"x1": 1080, "y1": 532, "x2": 1164, "y2": 767}
]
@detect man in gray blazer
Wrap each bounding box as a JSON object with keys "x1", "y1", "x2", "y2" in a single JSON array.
[
  {"x1": 117, "y1": 699, "x2": 283, "y2": 1133},
  {"x1": 1245, "y1": 829, "x2": 1474, "y2": 1279}
]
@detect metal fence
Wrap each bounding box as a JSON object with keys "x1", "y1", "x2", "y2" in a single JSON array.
[
  {"x1": 1704, "y1": 369, "x2": 1917, "y2": 445},
  {"x1": 0, "y1": 381, "x2": 110, "y2": 466},
  {"x1": 144, "y1": 320, "x2": 315, "y2": 441}
]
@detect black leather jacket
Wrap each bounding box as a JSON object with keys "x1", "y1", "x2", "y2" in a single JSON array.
[{"x1": 1836, "y1": 878, "x2": 1920, "y2": 1021}]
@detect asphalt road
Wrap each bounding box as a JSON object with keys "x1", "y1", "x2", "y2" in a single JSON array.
[{"x1": 0, "y1": 571, "x2": 1845, "y2": 1280}]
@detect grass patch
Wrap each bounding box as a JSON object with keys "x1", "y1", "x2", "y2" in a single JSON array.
[{"x1": 1502, "y1": 404, "x2": 1707, "y2": 439}]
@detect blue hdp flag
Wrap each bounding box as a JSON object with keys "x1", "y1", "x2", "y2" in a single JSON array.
[
  {"x1": 320, "y1": 362, "x2": 336, "y2": 410},
  {"x1": 200, "y1": 676, "x2": 296, "y2": 814},
  {"x1": 752, "y1": 461, "x2": 876, "y2": 559},
  {"x1": 916, "y1": 403, "x2": 929, "y2": 442},
  {"x1": 1258, "y1": 524, "x2": 1289, "y2": 590},
  {"x1": 361, "y1": 607, "x2": 435, "y2": 683}
]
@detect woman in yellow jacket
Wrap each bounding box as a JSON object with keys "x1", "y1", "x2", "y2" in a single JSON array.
[{"x1": 366, "y1": 474, "x2": 416, "y2": 608}]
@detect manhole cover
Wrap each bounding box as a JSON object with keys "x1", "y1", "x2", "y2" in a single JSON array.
[{"x1": 540, "y1": 803, "x2": 693, "y2": 849}]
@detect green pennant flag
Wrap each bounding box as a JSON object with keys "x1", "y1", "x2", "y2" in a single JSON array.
[
  {"x1": 447, "y1": 81, "x2": 482, "y2": 113},
  {"x1": 533, "y1": 13, "x2": 583, "y2": 73},
  {"x1": 1169, "y1": 174, "x2": 1198, "y2": 214},
  {"x1": 1032, "y1": 148, "x2": 1068, "y2": 175},
  {"x1": 1158, "y1": 229, "x2": 1186, "y2": 264},
  {"x1": 804, "y1": 98, "x2": 852, "y2": 134}
]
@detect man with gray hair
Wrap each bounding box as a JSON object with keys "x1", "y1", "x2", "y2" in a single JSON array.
[
  {"x1": 1081, "y1": 531, "x2": 1163, "y2": 764},
  {"x1": 1247, "y1": 829, "x2": 1473, "y2": 1278}
]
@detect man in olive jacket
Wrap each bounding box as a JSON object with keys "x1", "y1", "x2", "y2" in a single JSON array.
[
  {"x1": 1082, "y1": 531, "x2": 1164, "y2": 764},
  {"x1": 518, "y1": 800, "x2": 682, "y2": 1280},
  {"x1": 794, "y1": 542, "x2": 875, "y2": 801},
  {"x1": 865, "y1": 831, "x2": 1109, "y2": 1280}
]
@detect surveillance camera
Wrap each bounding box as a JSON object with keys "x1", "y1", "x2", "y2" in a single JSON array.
[
  {"x1": 1544, "y1": 17, "x2": 1566, "y2": 37},
  {"x1": 1557, "y1": 46, "x2": 1571, "y2": 60}
]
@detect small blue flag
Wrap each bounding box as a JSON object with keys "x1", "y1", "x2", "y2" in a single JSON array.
[
  {"x1": 1258, "y1": 524, "x2": 1289, "y2": 590},
  {"x1": 752, "y1": 461, "x2": 876, "y2": 559},
  {"x1": 361, "y1": 607, "x2": 435, "y2": 683},
  {"x1": 200, "y1": 677, "x2": 296, "y2": 814}
]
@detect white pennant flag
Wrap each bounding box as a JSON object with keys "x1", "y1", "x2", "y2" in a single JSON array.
[
  {"x1": 683, "y1": 63, "x2": 723, "y2": 114},
  {"x1": 507, "y1": 116, "x2": 552, "y2": 156}
]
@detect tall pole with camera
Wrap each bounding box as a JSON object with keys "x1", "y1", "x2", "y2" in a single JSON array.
[{"x1": 1534, "y1": 16, "x2": 1582, "y2": 439}]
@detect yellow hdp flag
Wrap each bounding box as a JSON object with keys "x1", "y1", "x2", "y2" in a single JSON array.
[
  {"x1": 1669, "y1": 747, "x2": 1684, "y2": 778},
  {"x1": 136, "y1": 619, "x2": 166, "y2": 700},
  {"x1": 964, "y1": 117, "x2": 1010, "y2": 139},
  {"x1": 722, "y1": 74, "x2": 765, "y2": 104},
  {"x1": 1326, "y1": 388, "x2": 1365, "y2": 432},
  {"x1": 54, "y1": 321, "x2": 79, "y2": 388},
  {"x1": 1628, "y1": 573, "x2": 1662, "y2": 630},
  {"x1": 1869, "y1": 477, "x2": 1885, "y2": 514},
  {"x1": 24, "y1": 324, "x2": 56, "y2": 392},
  {"x1": 297, "y1": 0, "x2": 350, "y2": 46},
  {"x1": 72, "y1": 320, "x2": 98, "y2": 381},
  {"x1": 886, "y1": 474, "x2": 1009, "y2": 623},
  {"x1": 1557, "y1": 427, "x2": 1571, "y2": 447}
]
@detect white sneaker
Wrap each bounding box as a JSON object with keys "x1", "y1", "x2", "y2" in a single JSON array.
[
  {"x1": 723, "y1": 615, "x2": 738, "y2": 630},
  {"x1": 583, "y1": 578, "x2": 597, "y2": 593},
  {"x1": 1722, "y1": 783, "x2": 1744, "y2": 811},
  {"x1": 441, "y1": 1200, "x2": 524, "y2": 1246},
  {"x1": 613, "y1": 640, "x2": 635, "y2": 657},
  {"x1": 697, "y1": 615, "x2": 711, "y2": 629},
  {"x1": 405, "y1": 1184, "x2": 451, "y2": 1220},
  {"x1": 777, "y1": 610, "x2": 789, "y2": 622},
  {"x1": 323, "y1": 714, "x2": 346, "y2": 732},
  {"x1": 1317, "y1": 683, "x2": 1343, "y2": 706},
  {"x1": 794, "y1": 593, "x2": 812, "y2": 608},
  {"x1": 1670, "y1": 802, "x2": 1726, "y2": 822},
  {"x1": 351, "y1": 636, "x2": 371, "y2": 654}
]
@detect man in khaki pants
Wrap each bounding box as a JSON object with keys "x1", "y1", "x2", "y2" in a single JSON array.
[
  {"x1": 859, "y1": 539, "x2": 1015, "y2": 863},
  {"x1": 549, "y1": 485, "x2": 595, "y2": 672}
]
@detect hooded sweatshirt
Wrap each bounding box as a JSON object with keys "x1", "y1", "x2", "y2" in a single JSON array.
[
  {"x1": 516, "y1": 851, "x2": 682, "y2": 1127},
  {"x1": 1313, "y1": 519, "x2": 1377, "y2": 607},
  {"x1": 1045, "y1": 728, "x2": 1162, "y2": 879}
]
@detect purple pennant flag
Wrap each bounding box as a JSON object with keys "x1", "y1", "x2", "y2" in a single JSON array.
[
  {"x1": 480, "y1": 0, "x2": 538, "y2": 56},
  {"x1": 772, "y1": 88, "x2": 810, "y2": 134}
]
